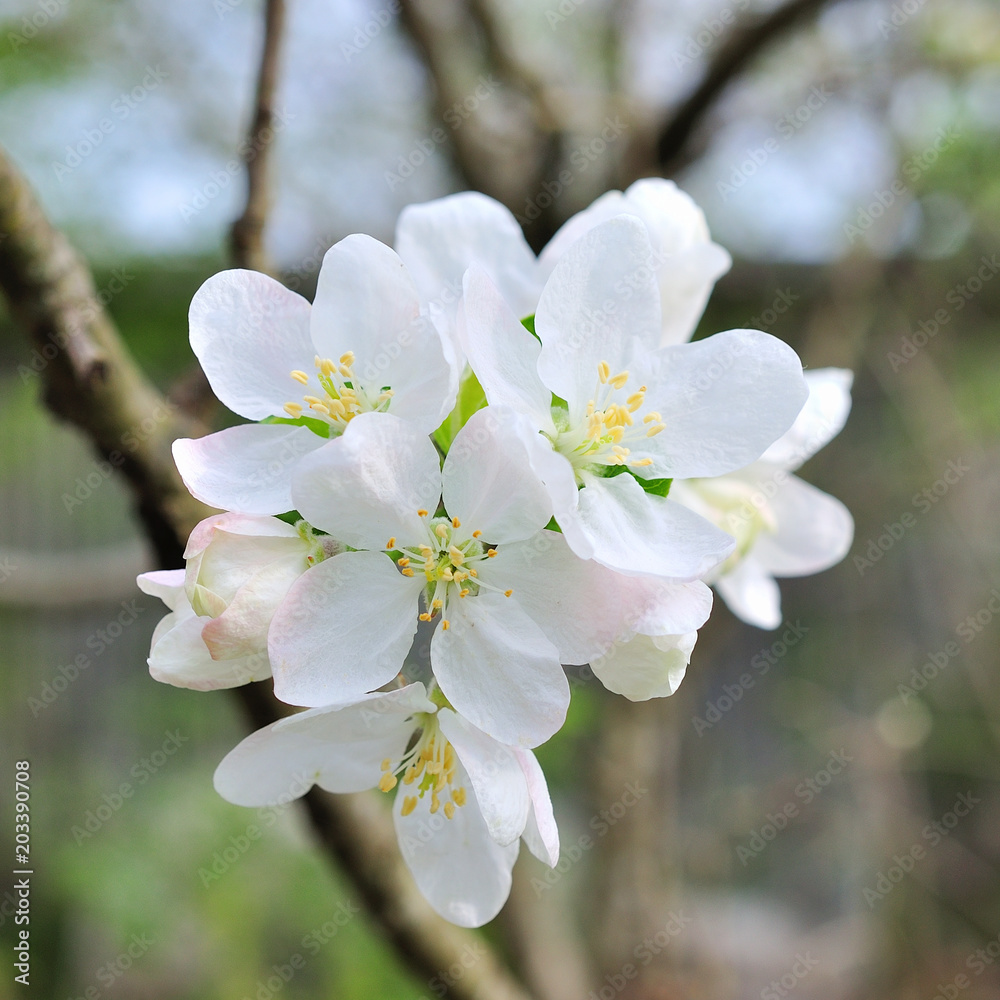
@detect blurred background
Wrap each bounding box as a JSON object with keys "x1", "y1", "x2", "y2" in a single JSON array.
[{"x1": 1, "y1": 0, "x2": 999, "y2": 997}]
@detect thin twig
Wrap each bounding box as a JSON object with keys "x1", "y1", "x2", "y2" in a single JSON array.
[
  {"x1": 0, "y1": 144, "x2": 536, "y2": 1000},
  {"x1": 654, "y1": 0, "x2": 832, "y2": 176},
  {"x1": 229, "y1": 0, "x2": 287, "y2": 273}
]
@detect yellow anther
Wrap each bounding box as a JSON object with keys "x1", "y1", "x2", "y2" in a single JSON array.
[
  {"x1": 469, "y1": 569, "x2": 478, "y2": 578},
  {"x1": 643, "y1": 411, "x2": 662, "y2": 424},
  {"x1": 626, "y1": 392, "x2": 645, "y2": 411},
  {"x1": 630, "y1": 457, "x2": 654, "y2": 467},
  {"x1": 430, "y1": 792, "x2": 440, "y2": 814},
  {"x1": 339, "y1": 351, "x2": 355, "y2": 366},
  {"x1": 401, "y1": 568, "x2": 414, "y2": 577},
  {"x1": 380, "y1": 758, "x2": 391, "y2": 771},
  {"x1": 432, "y1": 599, "x2": 443, "y2": 611},
  {"x1": 608, "y1": 427, "x2": 625, "y2": 443},
  {"x1": 338, "y1": 364, "x2": 352, "y2": 377},
  {"x1": 418, "y1": 545, "x2": 433, "y2": 556},
  {"x1": 444, "y1": 800, "x2": 455, "y2": 819},
  {"x1": 309, "y1": 402, "x2": 330, "y2": 415},
  {"x1": 609, "y1": 371, "x2": 629, "y2": 389},
  {"x1": 387, "y1": 537, "x2": 396, "y2": 550},
  {"x1": 459, "y1": 589, "x2": 470, "y2": 598},
  {"x1": 442, "y1": 620, "x2": 450, "y2": 631},
  {"x1": 453, "y1": 570, "x2": 468, "y2": 583},
  {"x1": 397, "y1": 557, "x2": 409, "y2": 568},
  {"x1": 320, "y1": 357, "x2": 337, "y2": 375},
  {"x1": 441, "y1": 568, "x2": 454, "y2": 581},
  {"x1": 451, "y1": 516, "x2": 461, "y2": 528},
  {"x1": 487, "y1": 549, "x2": 497, "y2": 558},
  {"x1": 597, "y1": 361, "x2": 610, "y2": 384},
  {"x1": 418, "y1": 612, "x2": 432, "y2": 622},
  {"x1": 435, "y1": 523, "x2": 449, "y2": 539},
  {"x1": 378, "y1": 773, "x2": 397, "y2": 792},
  {"x1": 472, "y1": 529, "x2": 482, "y2": 538},
  {"x1": 646, "y1": 423, "x2": 665, "y2": 437},
  {"x1": 425, "y1": 759, "x2": 442, "y2": 775},
  {"x1": 452, "y1": 788, "x2": 466, "y2": 806},
  {"x1": 283, "y1": 402, "x2": 303, "y2": 417},
  {"x1": 418, "y1": 509, "x2": 429, "y2": 517},
  {"x1": 449, "y1": 546, "x2": 465, "y2": 566},
  {"x1": 290, "y1": 370, "x2": 310, "y2": 384},
  {"x1": 401, "y1": 796, "x2": 417, "y2": 816},
  {"x1": 328, "y1": 398, "x2": 347, "y2": 418},
  {"x1": 303, "y1": 395, "x2": 322, "y2": 405},
  {"x1": 504, "y1": 589, "x2": 513, "y2": 598}
]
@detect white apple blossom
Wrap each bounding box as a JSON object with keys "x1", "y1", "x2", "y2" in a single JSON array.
[
  {"x1": 213, "y1": 682, "x2": 559, "y2": 927},
  {"x1": 670, "y1": 368, "x2": 855, "y2": 629},
  {"x1": 459, "y1": 215, "x2": 809, "y2": 582},
  {"x1": 395, "y1": 178, "x2": 730, "y2": 355},
  {"x1": 137, "y1": 513, "x2": 325, "y2": 689},
  {"x1": 267, "y1": 406, "x2": 704, "y2": 747},
  {"x1": 172, "y1": 234, "x2": 457, "y2": 515},
  {"x1": 589, "y1": 631, "x2": 698, "y2": 701}
]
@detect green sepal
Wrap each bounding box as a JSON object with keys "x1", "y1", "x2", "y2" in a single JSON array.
[
  {"x1": 260, "y1": 414, "x2": 331, "y2": 438},
  {"x1": 543, "y1": 516, "x2": 562, "y2": 533},
  {"x1": 521, "y1": 314, "x2": 539, "y2": 341},
  {"x1": 600, "y1": 464, "x2": 672, "y2": 498},
  {"x1": 433, "y1": 369, "x2": 488, "y2": 454}
]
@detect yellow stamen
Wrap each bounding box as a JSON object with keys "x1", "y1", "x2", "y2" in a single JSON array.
[
  {"x1": 432, "y1": 599, "x2": 443, "y2": 611},
  {"x1": 609, "y1": 371, "x2": 629, "y2": 389},
  {"x1": 397, "y1": 557, "x2": 409, "y2": 568},
  {"x1": 380, "y1": 758, "x2": 391, "y2": 771},
  {"x1": 339, "y1": 351, "x2": 355, "y2": 366},
  {"x1": 449, "y1": 545, "x2": 465, "y2": 566},
  {"x1": 290, "y1": 370, "x2": 310, "y2": 384},
  {"x1": 452, "y1": 788, "x2": 466, "y2": 806},
  {"x1": 378, "y1": 773, "x2": 397, "y2": 792},
  {"x1": 626, "y1": 392, "x2": 645, "y2": 411},
  {"x1": 597, "y1": 361, "x2": 610, "y2": 384},
  {"x1": 442, "y1": 619, "x2": 450, "y2": 630},
  {"x1": 309, "y1": 402, "x2": 330, "y2": 415},
  {"x1": 643, "y1": 411, "x2": 662, "y2": 424},
  {"x1": 451, "y1": 516, "x2": 461, "y2": 528},
  {"x1": 487, "y1": 549, "x2": 497, "y2": 558},
  {"x1": 630, "y1": 457, "x2": 653, "y2": 467},
  {"x1": 401, "y1": 568, "x2": 414, "y2": 577},
  {"x1": 435, "y1": 523, "x2": 449, "y2": 539},
  {"x1": 472, "y1": 530, "x2": 482, "y2": 538},
  {"x1": 459, "y1": 589, "x2": 470, "y2": 598},
  {"x1": 418, "y1": 509, "x2": 429, "y2": 518},
  {"x1": 320, "y1": 357, "x2": 337, "y2": 376},
  {"x1": 401, "y1": 796, "x2": 417, "y2": 816},
  {"x1": 387, "y1": 537, "x2": 396, "y2": 549},
  {"x1": 283, "y1": 402, "x2": 303, "y2": 417},
  {"x1": 504, "y1": 589, "x2": 513, "y2": 597},
  {"x1": 647, "y1": 424, "x2": 665, "y2": 437},
  {"x1": 444, "y1": 801, "x2": 455, "y2": 819}
]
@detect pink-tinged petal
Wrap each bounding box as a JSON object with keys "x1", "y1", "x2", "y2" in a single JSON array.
[
  {"x1": 483, "y1": 531, "x2": 624, "y2": 665},
  {"x1": 189, "y1": 269, "x2": 314, "y2": 420},
  {"x1": 590, "y1": 631, "x2": 697, "y2": 701},
  {"x1": 395, "y1": 191, "x2": 540, "y2": 353},
  {"x1": 442, "y1": 407, "x2": 553, "y2": 544},
  {"x1": 137, "y1": 569, "x2": 186, "y2": 611},
  {"x1": 535, "y1": 216, "x2": 661, "y2": 420},
  {"x1": 715, "y1": 558, "x2": 782, "y2": 630},
  {"x1": 459, "y1": 265, "x2": 554, "y2": 434},
  {"x1": 751, "y1": 475, "x2": 854, "y2": 577},
  {"x1": 563, "y1": 472, "x2": 734, "y2": 581},
  {"x1": 291, "y1": 413, "x2": 441, "y2": 547},
  {"x1": 214, "y1": 684, "x2": 435, "y2": 804},
  {"x1": 640, "y1": 329, "x2": 808, "y2": 478},
  {"x1": 759, "y1": 368, "x2": 853, "y2": 470},
  {"x1": 394, "y1": 754, "x2": 519, "y2": 928},
  {"x1": 514, "y1": 749, "x2": 559, "y2": 867},
  {"x1": 173, "y1": 423, "x2": 322, "y2": 515},
  {"x1": 438, "y1": 710, "x2": 529, "y2": 847},
  {"x1": 148, "y1": 605, "x2": 269, "y2": 689},
  {"x1": 183, "y1": 512, "x2": 300, "y2": 560},
  {"x1": 431, "y1": 594, "x2": 568, "y2": 749},
  {"x1": 269, "y1": 551, "x2": 423, "y2": 707}
]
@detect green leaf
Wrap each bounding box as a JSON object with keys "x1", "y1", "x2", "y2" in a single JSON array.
[
  {"x1": 598, "y1": 464, "x2": 672, "y2": 497},
  {"x1": 521, "y1": 314, "x2": 539, "y2": 340},
  {"x1": 433, "y1": 369, "x2": 488, "y2": 454},
  {"x1": 543, "y1": 516, "x2": 562, "y2": 533},
  {"x1": 260, "y1": 414, "x2": 330, "y2": 438}
]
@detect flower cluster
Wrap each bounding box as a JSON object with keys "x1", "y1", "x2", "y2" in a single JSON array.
[{"x1": 139, "y1": 180, "x2": 853, "y2": 927}]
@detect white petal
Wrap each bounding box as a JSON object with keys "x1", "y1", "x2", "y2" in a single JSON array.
[
  {"x1": 172, "y1": 423, "x2": 322, "y2": 515},
  {"x1": 394, "y1": 755, "x2": 518, "y2": 928},
  {"x1": 535, "y1": 216, "x2": 661, "y2": 419},
  {"x1": 715, "y1": 558, "x2": 783, "y2": 630},
  {"x1": 291, "y1": 412, "x2": 442, "y2": 546},
  {"x1": 431, "y1": 594, "x2": 568, "y2": 748},
  {"x1": 657, "y1": 241, "x2": 732, "y2": 346},
  {"x1": 484, "y1": 531, "x2": 624, "y2": 664},
  {"x1": 188, "y1": 269, "x2": 315, "y2": 421},
  {"x1": 459, "y1": 264, "x2": 554, "y2": 433},
  {"x1": 642, "y1": 329, "x2": 808, "y2": 478},
  {"x1": 751, "y1": 475, "x2": 854, "y2": 577},
  {"x1": 514, "y1": 749, "x2": 559, "y2": 867},
  {"x1": 442, "y1": 407, "x2": 553, "y2": 544},
  {"x1": 137, "y1": 569, "x2": 186, "y2": 611},
  {"x1": 183, "y1": 512, "x2": 300, "y2": 560},
  {"x1": 269, "y1": 551, "x2": 423, "y2": 707},
  {"x1": 590, "y1": 631, "x2": 697, "y2": 701},
  {"x1": 148, "y1": 606, "x2": 269, "y2": 689},
  {"x1": 437, "y1": 710, "x2": 529, "y2": 847},
  {"x1": 395, "y1": 192, "x2": 540, "y2": 352},
  {"x1": 759, "y1": 367, "x2": 853, "y2": 470},
  {"x1": 618, "y1": 576, "x2": 714, "y2": 636},
  {"x1": 564, "y1": 472, "x2": 734, "y2": 581},
  {"x1": 214, "y1": 684, "x2": 436, "y2": 804}
]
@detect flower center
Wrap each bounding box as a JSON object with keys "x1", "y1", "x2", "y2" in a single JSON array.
[
  {"x1": 386, "y1": 513, "x2": 513, "y2": 631},
  {"x1": 377, "y1": 713, "x2": 467, "y2": 820},
  {"x1": 283, "y1": 352, "x2": 394, "y2": 432},
  {"x1": 551, "y1": 360, "x2": 665, "y2": 480}
]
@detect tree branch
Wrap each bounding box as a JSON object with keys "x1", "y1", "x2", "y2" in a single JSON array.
[
  {"x1": 654, "y1": 0, "x2": 831, "y2": 176},
  {"x1": 0, "y1": 145, "x2": 535, "y2": 1000},
  {"x1": 229, "y1": 0, "x2": 286, "y2": 273}
]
